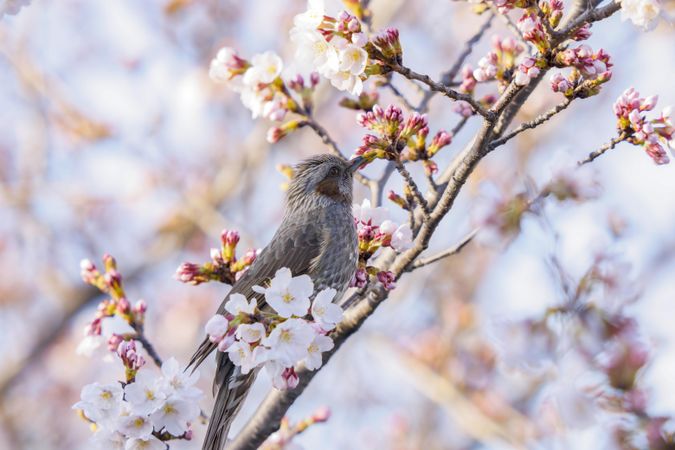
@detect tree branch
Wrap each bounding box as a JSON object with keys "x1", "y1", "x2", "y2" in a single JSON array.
[
  {"x1": 578, "y1": 134, "x2": 627, "y2": 165},
  {"x1": 409, "y1": 228, "x2": 478, "y2": 271},
  {"x1": 488, "y1": 98, "x2": 573, "y2": 149}
]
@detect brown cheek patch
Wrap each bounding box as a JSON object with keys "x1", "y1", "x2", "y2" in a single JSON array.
[{"x1": 316, "y1": 178, "x2": 343, "y2": 199}]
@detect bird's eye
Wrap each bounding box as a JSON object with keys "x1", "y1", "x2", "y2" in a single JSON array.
[{"x1": 328, "y1": 167, "x2": 340, "y2": 177}]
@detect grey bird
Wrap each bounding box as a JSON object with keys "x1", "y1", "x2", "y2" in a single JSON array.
[{"x1": 189, "y1": 153, "x2": 363, "y2": 450}]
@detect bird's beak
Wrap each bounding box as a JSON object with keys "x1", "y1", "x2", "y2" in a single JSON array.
[{"x1": 348, "y1": 156, "x2": 365, "y2": 173}]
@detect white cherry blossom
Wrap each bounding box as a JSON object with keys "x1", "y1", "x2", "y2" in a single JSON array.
[
  {"x1": 304, "y1": 333, "x2": 334, "y2": 370},
  {"x1": 149, "y1": 396, "x2": 199, "y2": 436},
  {"x1": 225, "y1": 293, "x2": 257, "y2": 316},
  {"x1": 235, "y1": 322, "x2": 267, "y2": 343},
  {"x1": 310, "y1": 288, "x2": 343, "y2": 331},
  {"x1": 328, "y1": 70, "x2": 364, "y2": 96},
  {"x1": 339, "y1": 45, "x2": 368, "y2": 75},
  {"x1": 391, "y1": 223, "x2": 413, "y2": 251},
  {"x1": 123, "y1": 370, "x2": 166, "y2": 415},
  {"x1": 74, "y1": 382, "x2": 124, "y2": 423},
  {"x1": 205, "y1": 314, "x2": 229, "y2": 341},
  {"x1": 353, "y1": 199, "x2": 389, "y2": 226},
  {"x1": 92, "y1": 429, "x2": 126, "y2": 450},
  {"x1": 292, "y1": 0, "x2": 325, "y2": 31},
  {"x1": 124, "y1": 435, "x2": 165, "y2": 450},
  {"x1": 263, "y1": 268, "x2": 314, "y2": 318},
  {"x1": 291, "y1": 28, "x2": 340, "y2": 74},
  {"x1": 244, "y1": 51, "x2": 283, "y2": 85},
  {"x1": 117, "y1": 413, "x2": 153, "y2": 439},
  {"x1": 262, "y1": 318, "x2": 315, "y2": 366},
  {"x1": 227, "y1": 340, "x2": 258, "y2": 374},
  {"x1": 159, "y1": 357, "x2": 202, "y2": 400}
]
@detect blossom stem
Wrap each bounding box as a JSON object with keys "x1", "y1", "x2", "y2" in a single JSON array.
[
  {"x1": 578, "y1": 134, "x2": 628, "y2": 166},
  {"x1": 489, "y1": 98, "x2": 573, "y2": 149},
  {"x1": 408, "y1": 228, "x2": 478, "y2": 271},
  {"x1": 417, "y1": 13, "x2": 494, "y2": 112},
  {"x1": 388, "y1": 63, "x2": 494, "y2": 120}
]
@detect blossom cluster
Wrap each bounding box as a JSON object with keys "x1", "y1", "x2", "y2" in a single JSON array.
[
  {"x1": 174, "y1": 228, "x2": 259, "y2": 286},
  {"x1": 613, "y1": 88, "x2": 673, "y2": 165},
  {"x1": 462, "y1": 34, "x2": 540, "y2": 93},
  {"x1": 75, "y1": 255, "x2": 202, "y2": 450},
  {"x1": 204, "y1": 268, "x2": 344, "y2": 390},
  {"x1": 209, "y1": 47, "x2": 292, "y2": 121},
  {"x1": 77, "y1": 255, "x2": 148, "y2": 359},
  {"x1": 290, "y1": 1, "x2": 370, "y2": 95},
  {"x1": 73, "y1": 358, "x2": 202, "y2": 450},
  {"x1": 351, "y1": 199, "x2": 413, "y2": 290},
  {"x1": 355, "y1": 104, "x2": 453, "y2": 174},
  {"x1": 549, "y1": 44, "x2": 612, "y2": 98}
]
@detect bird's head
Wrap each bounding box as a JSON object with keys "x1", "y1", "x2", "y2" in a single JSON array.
[{"x1": 286, "y1": 154, "x2": 364, "y2": 209}]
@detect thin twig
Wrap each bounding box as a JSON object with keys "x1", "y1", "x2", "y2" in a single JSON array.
[
  {"x1": 489, "y1": 98, "x2": 573, "y2": 149},
  {"x1": 489, "y1": 5, "x2": 532, "y2": 51},
  {"x1": 395, "y1": 159, "x2": 430, "y2": 216},
  {"x1": 134, "y1": 330, "x2": 164, "y2": 368},
  {"x1": 418, "y1": 13, "x2": 494, "y2": 112},
  {"x1": 409, "y1": 228, "x2": 478, "y2": 271},
  {"x1": 578, "y1": 134, "x2": 627, "y2": 165},
  {"x1": 389, "y1": 63, "x2": 494, "y2": 120},
  {"x1": 384, "y1": 80, "x2": 417, "y2": 111}
]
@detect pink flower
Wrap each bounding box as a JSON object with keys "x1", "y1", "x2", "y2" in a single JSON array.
[
  {"x1": 376, "y1": 271, "x2": 396, "y2": 290},
  {"x1": 550, "y1": 72, "x2": 573, "y2": 95}
]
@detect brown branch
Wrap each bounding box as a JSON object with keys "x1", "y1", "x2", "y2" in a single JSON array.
[
  {"x1": 578, "y1": 134, "x2": 628, "y2": 165},
  {"x1": 489, "y1": 98, "x2": 573, "y2": 149},
  {"x1": 389, "y1": 63, "x2": 494, "y2": 120},
  {"x1": 409, "y1": 228, "x2": 478, "y2": 270},
  {"x1": 417, "y1": 13, "x2": 494, "y2": 112},
  {"x1": 395, "y1": 159, "x2": 430, "y2": 216}
]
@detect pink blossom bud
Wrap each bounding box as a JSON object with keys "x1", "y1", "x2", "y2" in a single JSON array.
[
  {"x1": 174, "y1": 262, "x2": 204, "y2": 285},
  {"x1": 347, "y1": 18, "x2": 360, "y2": 32},
  {"x1": 108, "y1": 333, "x2": 124, "y2": 352},
  {"x1": 116, "y1": 297, "x2": 130, "y2": 314},
  {"x1": 350, "y1": 267, "x2": 368, "y2": 288},
  {"x1": 312, "y1": 406, "x2": 331, "y2": 422},
  {"x1": 642, "y1": 95, "x2": 658, "y2": 111},
  {"x1": 281, "y1": 367, "x2": 299, "y2": 390},
  {"x1": 102, "y1": 253, "x2": 117, "y2": 271},
  {"x1": 217, "y1": 333, "x2": 236, "y2": 352},
  {"x1": 452, "y1": 100, "x2": 474, "y2": 118},
  {"x1": 85, "y1": 317, "x2": 103, "y2": 336},
  {"x1": 221, "y1": 229, "x2": 240, "y2": 247},
  {"x1": 184, "y1": 429, "x2": 193, "y2": 441},
  {"x1": 377, "y1": 271, "x2": 396, "y2": 290},
  {"x1": 104, "y1": 270, "x2": 122, "y2": 291},
  {"x1": 309, "y1": 72, "x2": 320, "y2": 87},
  {"x1": 134, "y1": 300, "x2": 147, "y2": 315}
]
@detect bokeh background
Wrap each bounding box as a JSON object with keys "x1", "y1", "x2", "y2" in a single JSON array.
[{"x1": 0, "y1": 1, "x2": 674, "y2": 449}]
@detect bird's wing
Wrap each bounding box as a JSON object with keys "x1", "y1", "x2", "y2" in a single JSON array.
[{"x1": 187, "y1": 218, "x2": 323, "y2": 371}]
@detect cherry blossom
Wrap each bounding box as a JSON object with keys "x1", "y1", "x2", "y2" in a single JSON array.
[
  {"x1": 205, "y1": 314, "x2": 229, "y2": 342},
  {"x1": 353, "y1": 199, "x2": 388, "y2": 227},
  {"x1": 159, "y1": 357, "x2": 202, "y2": 401},
  {"x1": 149, "y1": 396, "x2": 200, "y2": 436},
  {"x1": 74, "y1": 382, "x2": 124, "y2": 423},
  {"x1": 225, "y1": 292, "x2": 257, "y2": 316},
  {"x1": 310, "y1": 288, "x2": 343, "y2": 331},
  {"x1": 304, "y1": 333, "x2": 335, "y2": 370},
  {"x1": 123, "y1": 371, "x2": 166, "y2": 415},
  {"x1": 262, "y1": 268, "x2": 314, "y2": 318},
  {"x1": 124, "y1": 436, "x2": 166, "y2": 450},
  {"x1": 262, "y1": 318, "x2": 315, "y2": 366},
  {"x1": 235, "y1": 322, "x2": 267, "y2": 344},
  {"x1": 117, "y1": 414, "x2": 154, "y2": 439},
  {"x1": 619, "y1": 0, "x2": 662, "y2": 30},
  {"x1": 227, "y1": 340, "x2": 258, "y2": 374}
]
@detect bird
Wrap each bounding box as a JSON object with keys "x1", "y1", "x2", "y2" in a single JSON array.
[{"x1": 189, "y1": 153, "x2": 363, "y2": 450}]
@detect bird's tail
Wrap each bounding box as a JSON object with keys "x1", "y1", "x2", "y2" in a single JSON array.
[{"x1": 202, "y1": 352, "x2": 255, "y2": 450}]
